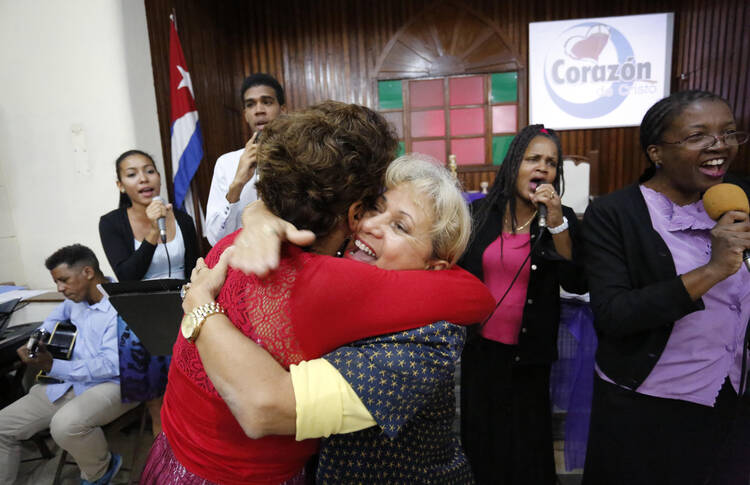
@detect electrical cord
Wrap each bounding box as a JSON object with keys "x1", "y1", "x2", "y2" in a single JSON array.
[{"x1": 164, "y1": 241, "x2": 172, "y2": 278}]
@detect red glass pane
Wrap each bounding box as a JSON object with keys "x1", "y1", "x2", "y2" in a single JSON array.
[
  {"x1": 492, "y1": 105, "x2": 517, "y2": 133},
  {"x1": 411, "y1": 110, "x2": 445, "y2": 138},
  {"x1": 409, "y1": 79, "x2": 444, "y2": 108},
  {"x1": 450, "y1": 76, "x2": 484, "y2": 106},
  {"x1": 412, "y1": 140, "x2": 446, "y2": 164},
  {"x1": 450, "y1": 138, "x2": 485, "y2": 165},
  {"x1": 450, "y1": 108, "x2": 484, "y2": 136}
]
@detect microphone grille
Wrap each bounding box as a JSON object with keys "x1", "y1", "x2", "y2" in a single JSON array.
[{"x1": 702, "y1": 183, "x2": 749, "y2": 220}]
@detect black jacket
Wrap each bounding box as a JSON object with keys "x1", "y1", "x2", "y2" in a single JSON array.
[
  {"x1": 459, "y1": 198, "x2": 587, "y2": 365},
  {"x1": 582, "y1": 184, "x2": 713, "y2": 389},
  {"x1": 99, "y1": 207, "x2": 198, "y2": 282}
]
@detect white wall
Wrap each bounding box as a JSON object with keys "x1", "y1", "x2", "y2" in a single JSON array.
[{"x1": 0, "y1": 0, "x2": 165, "y2": 288}]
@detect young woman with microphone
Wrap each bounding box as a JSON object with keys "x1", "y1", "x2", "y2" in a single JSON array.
[
  {"x1": 458, "y1": 124, "x2": 586, "y2": 484},
  {"x1": 99, "y1": 149, "x2": 198, "y2": 436},
  {"x1": 582, "y1": 91, "x2": 750, "y2": 485}
]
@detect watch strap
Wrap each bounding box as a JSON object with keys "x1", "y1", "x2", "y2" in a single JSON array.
[{"x1": 187, "y1": 301, "x2": 225, "y2": 343}]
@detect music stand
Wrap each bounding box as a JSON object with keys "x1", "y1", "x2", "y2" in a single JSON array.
[{"x1": 99, "y1": 279, "x2": 184, "y2": 356}]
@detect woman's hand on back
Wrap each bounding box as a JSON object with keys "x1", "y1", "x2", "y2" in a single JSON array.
[
  {"x1": 531, "y1": 183, "x2": 564, "y2": 228},
  {"x1": 182, "y1": 250, "x2": 232, "y2": 313},
  {"x1": 229, "y1": 201, "x2": 316, "y2": 277}
]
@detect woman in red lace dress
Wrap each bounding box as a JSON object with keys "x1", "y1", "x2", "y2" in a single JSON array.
[{"x1": 141, "y1": 103, "x2": 493, "y2": 485}]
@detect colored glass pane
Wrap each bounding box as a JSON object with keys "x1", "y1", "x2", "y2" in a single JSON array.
[
  {"x1": 378, "y1": 80, "x2": 403, "y2": 110},
  {"x1": 383, "y1": 111, "x2": 404, "y2": 138},
  {"x1": 412, "y1": 140, "x2": 446, "y2": 164},
  {"x1": 449, "y1": 76, "x2": 484, "y2": 106},
  {"x1": 397, "y1": 141, "x2": 406, "y2": 157},
  {"x1": 450, "y1": 108, "x2": 484, "y2": 136},
  {"x1": 409, "y1": 79, "x2": 444, "y2": 108},
  {"x1": 492, "y1": 105, "x2": 517, "y2": 133},
  {"x1": 451, "y1": 138, "x2": 485, "y2": 165},
  {"x1": 492, "y1": 135, "x2": 515, "y2": 165},
  {"x1": 490, "y1": 72, "x2": 517, "y2": 103},
  {"x1": 411, "y1": 110, "x2": 445, "y2": 138}
]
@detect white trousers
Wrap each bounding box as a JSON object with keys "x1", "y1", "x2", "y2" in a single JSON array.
[{"x1": 0, "y1": 382, "x2": 137, "y2": 482}]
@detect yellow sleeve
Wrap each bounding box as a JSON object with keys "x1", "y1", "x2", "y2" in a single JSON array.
[{"x1": 290, "y1": 358, "x2": 376, "y2": 441}]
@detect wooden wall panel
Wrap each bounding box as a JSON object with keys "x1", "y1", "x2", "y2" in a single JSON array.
[{"x1": 144, "y1": 0, "x2": 750, "y2": 226}]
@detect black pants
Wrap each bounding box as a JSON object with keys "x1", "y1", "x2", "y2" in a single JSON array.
[
  {"x1": 460, "y1": 336, "x2": 556, "y2": 485},
  {"x1": 583, "y1": 375, "x2": 750, "y2": 485}
]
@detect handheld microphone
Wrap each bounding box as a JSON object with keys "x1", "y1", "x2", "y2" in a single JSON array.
[
  {"x1": 538, "y1": 203, "x2": 548, "y2": 228},
  {"x1": 702, "y1": 183, "x2": 750, "y2": 272},
  {"x1": 152, "y1": 196, "x2": 167, "y2": 243}
]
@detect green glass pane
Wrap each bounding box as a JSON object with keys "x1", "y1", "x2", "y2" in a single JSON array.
[
  {"x1": 378, "y1": 80, "x2": 403, "y2": 109},
  {"x1": 397, "y1": 141, "x2": 406, "y2": 157},
  {"x1": 490, "y1": 72, "x2": 517, "y2": 103},
  {"x1": 492, "y1": 135, "x2": 514, "y2": 165}
]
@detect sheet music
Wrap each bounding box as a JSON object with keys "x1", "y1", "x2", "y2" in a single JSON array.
[{"x1": 0, "y1": 289, "x2": 50, "y2": 304}]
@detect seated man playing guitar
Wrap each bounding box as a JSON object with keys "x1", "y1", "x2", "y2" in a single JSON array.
[{"x1": 0, "y1": 244, "x2": 137, "y2": 485}]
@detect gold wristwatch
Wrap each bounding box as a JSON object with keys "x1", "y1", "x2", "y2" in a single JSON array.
[{"x1": 181, "y1": 301, "x2": 225, "y2": 344}]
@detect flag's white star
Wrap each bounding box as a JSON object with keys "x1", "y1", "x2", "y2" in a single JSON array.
[{"x1": 176, "y1": 65, "x2": 194, "y2": 98}]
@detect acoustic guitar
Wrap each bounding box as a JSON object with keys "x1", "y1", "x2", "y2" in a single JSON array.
[{"x1": 35, "y1": 321, "x2": 77, "y2": 384}]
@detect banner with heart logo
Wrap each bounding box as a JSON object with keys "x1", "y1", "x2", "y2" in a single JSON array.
[{"x1": 529, "y1": 13, "x2": 674, "y2": 130}]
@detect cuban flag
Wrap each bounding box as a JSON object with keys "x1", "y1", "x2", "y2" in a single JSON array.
[{"x1": 169, "y1": 16, "x2": 204, "y2": 222}]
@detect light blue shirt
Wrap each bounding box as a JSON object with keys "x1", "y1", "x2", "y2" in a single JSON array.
[{"x1": 38, "y1": 296, "x2": 120, "y2": 403}]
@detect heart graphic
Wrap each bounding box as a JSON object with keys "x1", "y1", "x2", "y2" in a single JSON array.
[{"x1": 564, "y1": 25, "x2": 610, "y2": 62}]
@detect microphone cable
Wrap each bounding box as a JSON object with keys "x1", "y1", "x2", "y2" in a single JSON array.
[{"x1": 164, "y1": 242, "x2": 172, "y2": 278}]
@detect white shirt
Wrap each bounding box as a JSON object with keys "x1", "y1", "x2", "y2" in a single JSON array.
[
  {"x1": 133, "y1": 227, "x2": 186, "y2": 280},
  {"x1": 205, "y1": 148, "x2": 259, "y2": 246}
]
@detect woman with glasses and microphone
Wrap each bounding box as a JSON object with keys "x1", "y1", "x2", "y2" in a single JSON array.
[{"x1": 582, "y1": 91, "x2": 750, "y2": 485}]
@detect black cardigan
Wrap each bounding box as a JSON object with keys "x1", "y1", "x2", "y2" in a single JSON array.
[
  {"x1": 459, "y1": 198, "x2": 587, "y2": 365},
  {"x1": 582, "y1": 183, "x2": 715, "y2": 389},
  {"x1": 99, "y1": 207, "x2": 198, "y2": 282}
]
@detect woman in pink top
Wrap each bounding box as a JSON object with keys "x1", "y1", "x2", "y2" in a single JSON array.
[{"x1": 458, "y1": 124, "x2": 586, "y2": 484}]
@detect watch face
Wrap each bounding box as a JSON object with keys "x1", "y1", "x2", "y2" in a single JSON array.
[{"x1": 181, "y1": 313, "x2": 196, "y2": 340}]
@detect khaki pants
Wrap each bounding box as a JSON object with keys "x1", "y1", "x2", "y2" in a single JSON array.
[{"x1": 0, "y1": 382, "x2": 137, "y2": 482}]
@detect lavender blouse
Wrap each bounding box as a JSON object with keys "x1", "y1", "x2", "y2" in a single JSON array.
[{"x1": 598, "y1": 185, "x2": 750, "y2": 407}]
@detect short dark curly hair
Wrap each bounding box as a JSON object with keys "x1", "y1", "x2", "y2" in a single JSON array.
[
  {"x1": 44, "y1": 244, "x2": 103, "y2": 276},
  {"x1": 256, "y1": 101, "x2": 398, "y2": 238},
  {"x1": 241, "y1": 73, "x2": 285, "y2": 106}
]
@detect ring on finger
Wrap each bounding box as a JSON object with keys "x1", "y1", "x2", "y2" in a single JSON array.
[{"x1": 180, "y1": 283, "x2": 191, "y2": 300}]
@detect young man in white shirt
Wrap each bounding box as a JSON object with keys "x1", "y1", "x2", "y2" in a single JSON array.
[
  {"x1": 0, "y1": 244, "x2": 137, "y2": 485},
  {"x1": 205, "y1": 73, "x2": 286, "y2": 246}
]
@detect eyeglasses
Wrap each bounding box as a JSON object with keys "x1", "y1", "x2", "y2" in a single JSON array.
[{"x1": 660, "y1": 131, "x2": 749, "y2": 150}]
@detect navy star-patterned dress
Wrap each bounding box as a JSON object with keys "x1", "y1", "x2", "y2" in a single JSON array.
[{"x1": 316, "y1": 321, "x2": 474, "y2": 484}]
